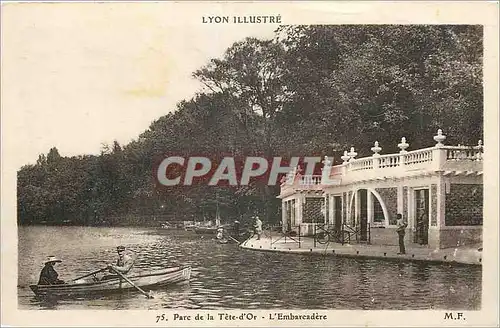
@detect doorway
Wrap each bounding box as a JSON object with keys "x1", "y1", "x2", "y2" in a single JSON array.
[
  {"x1": 285, "y1": 199, "x2": 295, "y2": 231},
  {"x1": 333, "y1": 196, "x2": 342, "y2": 231},
  {"x1": 359, "y1": 189, "x2": 368, "y2": 242},
  {"x1": 414, "y1": 189, "x2": 429, "y2": 245}
]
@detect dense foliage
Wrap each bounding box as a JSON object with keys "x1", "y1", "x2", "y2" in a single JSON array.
[{"x1": 17, "y1": 25, "x2": 483, "y2": 226}]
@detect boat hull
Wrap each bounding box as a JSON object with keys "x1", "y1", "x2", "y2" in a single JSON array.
[
  {"x1": 29, "y1": 266, "x2": 191, "y2": 298},
  {"x1": 194, "y1": 227, "x2": 218, "y2": 234}
]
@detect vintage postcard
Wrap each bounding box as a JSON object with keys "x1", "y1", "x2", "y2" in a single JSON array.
[{"x1": 1, "y1": 1, "x2": 498, "y2": 327}]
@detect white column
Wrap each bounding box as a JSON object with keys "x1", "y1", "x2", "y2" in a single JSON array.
[
  {"x1": 282, "y1": 202, "x2": 287, "y2": 232},
  {"x1": 397, "y1": 185, "x2": 404, "y2": 215},
  {"x1": 341, "y1": 193, "x2": 345, "y2": 226},
  {"x1": 367, "y1": 191, "x2": 373, "y2": 226},
  {"x1": 436, "y1": 177, "x2": 445, "y2": 228},
  {"x1": 296, "y1": 194, "x2": 302, "y2": 225},
  {"x1": 329, "y1": 194, "x2": 334, "y2": 225},
  {"x1": 354, "y1": 190, "x2": 359, "y2": 226},
  {"x1": 432, "y1": 147, "x2": 447, "y2": 171},
  {"x1": 322, "y1": 194, "x2": 328, "y2": 224},
  {"x1": 407, "y1": 187, "x2": 413, "y2": 230}
]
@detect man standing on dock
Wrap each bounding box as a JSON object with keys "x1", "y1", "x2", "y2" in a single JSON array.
[
  {"x1": 396, "y1": 214, "x2": 407, "y2": 255},
  {"x1": 254, "y1": 216, "x2": 263, "y2": 240}
]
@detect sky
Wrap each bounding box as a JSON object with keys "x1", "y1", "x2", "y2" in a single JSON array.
[{"x1": 1, "y1": 3, "x2": 278, "y2": 168}]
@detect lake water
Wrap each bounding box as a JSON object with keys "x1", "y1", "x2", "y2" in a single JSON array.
[{"x1": 18, "y1": 226, "x2": 482, "y2": 310}]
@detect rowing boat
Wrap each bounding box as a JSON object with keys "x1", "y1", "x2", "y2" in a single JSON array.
[
  {"x1": 29, "y1": 266, "x2": 191, "y2": 298},
  {"x1": 194, "y1": 226, "x2": 218, "y2": 234}
]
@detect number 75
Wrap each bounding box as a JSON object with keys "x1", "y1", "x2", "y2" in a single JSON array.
[{"x1": 156, "y1": 314, "x2": 166, "y2": 323}]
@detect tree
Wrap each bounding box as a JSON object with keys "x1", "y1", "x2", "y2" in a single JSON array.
[{"x1": 17, "y1": 25, "x2": 483, "y2": 227}]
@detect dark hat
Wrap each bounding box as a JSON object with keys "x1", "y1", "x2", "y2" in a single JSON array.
[{"x1": 117, "y1": 246, "x2": 126, "y2": 251}]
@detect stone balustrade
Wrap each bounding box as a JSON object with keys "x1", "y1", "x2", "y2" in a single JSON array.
[{"x1": 280, "y1": 130, "x2": 483, "y2": 194}]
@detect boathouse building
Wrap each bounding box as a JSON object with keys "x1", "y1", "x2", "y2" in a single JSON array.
[{"x1": 278, "y1": 130, "x2": 483, "y2": 249}]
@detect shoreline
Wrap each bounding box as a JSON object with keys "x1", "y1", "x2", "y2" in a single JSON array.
[{"x1": 239, "y1": 235, "x2": 482, "y2": 266}]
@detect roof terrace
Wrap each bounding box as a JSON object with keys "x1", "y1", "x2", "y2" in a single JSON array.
[{"x1": 280, "y1": 129, "x2": 483, "y2": 195}]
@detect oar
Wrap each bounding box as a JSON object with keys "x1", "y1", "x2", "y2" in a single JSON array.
[
  {"x1": 70, "y1": 268, "x2": 107, "y2": 282},
  {"x1": 227, "y1": 235, "x2": 240, "y2": 244},
  {"x1": 111, "y1": 268, "x2": 153, "y2": 299}
]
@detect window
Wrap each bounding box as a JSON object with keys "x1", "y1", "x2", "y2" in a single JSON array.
[
  {"x1": 302, "y1": 198, "x2": 324, "y2": 223},
  {"x1": 285, "y1": 199, "x2": 296, "y2": 227}
]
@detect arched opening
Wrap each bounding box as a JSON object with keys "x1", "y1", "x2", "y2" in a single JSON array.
[
  {"x1": 347, "y1": 188, "x2": 390, "y2": 238},
  {"x1": 348, "y1": 192, "x2": 356, "y2": 226},
  {"x1": 373, "y1": 196, "x2": 385, "y2": 226}
]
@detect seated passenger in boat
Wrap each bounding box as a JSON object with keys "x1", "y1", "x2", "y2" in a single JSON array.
[
  {"x1": 101, "y1": 246, "x2": 136, "y2": 281},
  {"x1": 38, "y1": 256, "x2": 65, "y2": 285},
  {"x1": 216, "y1": 227, "x2": 229, "y2": 243},
  {"x1": 216, "y1": 227, "x2": 224, "y2": 239}
]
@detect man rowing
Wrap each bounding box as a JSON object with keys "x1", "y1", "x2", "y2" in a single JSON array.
[{"x1": 101, "y1": 246, "x2": 137, "y2": 280}]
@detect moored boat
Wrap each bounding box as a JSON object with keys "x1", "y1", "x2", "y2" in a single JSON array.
[
  {"x1": 29, "y1": 266, "x2": 191, "y2": 298},
  {"x1": 194, "y1": 226, "x2": 218, "y2": 234},
  {"x1": 195, "y1": 191, "x2": 225, "y2": 235}
]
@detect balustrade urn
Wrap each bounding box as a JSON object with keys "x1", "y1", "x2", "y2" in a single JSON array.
[
  {"x1": 341, "y1": 151, "x2": 350, "y2": 163},
  {"x1": 433, "y1": 129, "x2": 446, "y2": 147},
  {"x1": 371, "y1": 141, "x2": 382, "y2": 156},
  {"x1": 347, "y1": 147, "x2": 358, "y2": 161},
  {"x1": 398, "y1": 137, "x2": 409, "y2": 154}
]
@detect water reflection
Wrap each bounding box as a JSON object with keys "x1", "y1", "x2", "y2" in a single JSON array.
[{"x1": 18, "y1": 226, "x2": 481, "y2": 310}]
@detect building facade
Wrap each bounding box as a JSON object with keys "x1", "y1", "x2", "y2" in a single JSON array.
[{"x1": 278, "y1": 130, "x2": 483, "y2": 249}]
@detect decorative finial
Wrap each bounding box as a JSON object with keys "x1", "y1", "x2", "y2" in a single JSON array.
[
  {"x1": 347, "y1": 147, "x2": 357, "y2": 161},
  {"x1": 398, "y1": 137, "x2": 409, "y2": 153},
  {"x1": 371, "y1": 141, "x2": 382, "y2": 156},
  {"x1": 341, "y1": 151, "x2": 350, "y2": 163},
  {"x1": 433, "y1": 129, "x2": 446, "y2": 147}
]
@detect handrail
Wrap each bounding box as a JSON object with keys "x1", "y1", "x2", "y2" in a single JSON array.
[
  {"x1": 404, "y1": 148, "x2": 433, "y2": 165},
  {"x1": 378, "y1": 155, "x2": 400, "y2": 168},
  {"x1": 300, "y1": 175, "x2": 322, "y2": 185},
  {"x1": 441, "y1": 145, "x2": 482, "y2": 150},
  {"x1": 264, "y1": 224, "x2": 302, "y2": 248},
  {"x1": 348, "y1": 158, "x2": 373, "y2": 171},
  {"x1": 445, "y1": 148, "x2": 483, "y2": 161},
  {"x1": 312, "y1": 222, "x2": 370, "y2": 245},
  {"x1": 280, "y1": 143, "x2": 483, "y2": 194}
]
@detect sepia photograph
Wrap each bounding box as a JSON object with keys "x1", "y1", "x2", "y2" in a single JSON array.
[{"x1": 1, "y1": 1, "x2": 498, "y2": 327}]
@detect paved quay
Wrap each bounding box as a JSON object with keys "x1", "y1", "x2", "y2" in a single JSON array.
[{"x1": 239, "y1": 233, "x2": 482, "y2": 266}]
